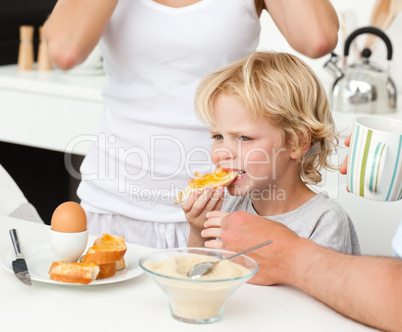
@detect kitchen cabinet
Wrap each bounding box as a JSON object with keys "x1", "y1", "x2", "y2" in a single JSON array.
[{"x1": 0, "y1": 64, "x2": 105, "y2": 154}]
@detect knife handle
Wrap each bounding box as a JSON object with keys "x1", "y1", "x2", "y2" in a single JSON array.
[{"x1": 9, "y1": 229, "x2": 22, "y2": 255}]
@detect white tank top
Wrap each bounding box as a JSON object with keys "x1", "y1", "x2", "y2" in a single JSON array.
[{"x1": 78, "y1": 0, "x2": 260, "y2": 222}]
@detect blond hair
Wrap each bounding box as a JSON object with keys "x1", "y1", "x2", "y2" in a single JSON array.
[{"x1": 195, "y1": 51, "x2": 338, "y2": 185}]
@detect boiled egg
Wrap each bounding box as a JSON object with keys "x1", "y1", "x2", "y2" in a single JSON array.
[{"x1": 51, "y1": 201, "x2": 87, "y2": 233}]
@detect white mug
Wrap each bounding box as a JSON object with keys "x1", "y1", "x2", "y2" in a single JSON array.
[{"x1": 347, "y1": 116, "x2": 402, "y2": 201}]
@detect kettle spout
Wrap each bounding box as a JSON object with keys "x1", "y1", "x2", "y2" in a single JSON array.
[{"x1": 324, "y1": 52, "x2": 343, "y2": 79}]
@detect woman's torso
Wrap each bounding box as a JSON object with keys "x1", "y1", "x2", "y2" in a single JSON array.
[{"x1": 78, "y1": 0, "x2": 261, "y2": 222}]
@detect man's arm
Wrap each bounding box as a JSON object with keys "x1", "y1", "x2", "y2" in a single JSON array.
[
  {"x1": 291, "y1": 239, "x2": 402, "y2": 332},
  {"x1": 218, "y1": 211, "x2": 402, "y2": 332}
]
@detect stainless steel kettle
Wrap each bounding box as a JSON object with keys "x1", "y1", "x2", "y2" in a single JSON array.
[{"x1": 324, "y1": 26, "x2": 397, "y2": 114}]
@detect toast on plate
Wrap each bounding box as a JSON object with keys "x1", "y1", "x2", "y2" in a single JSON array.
[
  {"x1": 83, "y1": 234, "x2": 127, "y2": 266},
  {"x1": 48, "y1": 261, "x2": 100, "y2": 285},
  {"x1": 96, "y1": 262, "x2": 116, "y2": 279},
  {"x1": 115, "y1": 257, "x2": 126, "y2": 271},
  {"x1": 80, "y1": 256, "x2": 126, "y2": 273},
  {"x1": 50, "y1": 234, "x2": 127, "y2": 283}
]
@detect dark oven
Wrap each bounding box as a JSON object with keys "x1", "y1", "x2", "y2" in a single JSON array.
[{"x1": 0, "y1": 0, "x2": 57, "y2": 65}]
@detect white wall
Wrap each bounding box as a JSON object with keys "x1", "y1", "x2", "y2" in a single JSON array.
[{"x1": 257, "y1": 0, "x2": 402, "y2": 93}]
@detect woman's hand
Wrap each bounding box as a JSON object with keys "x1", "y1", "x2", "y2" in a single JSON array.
[{"x1": 183, "y1": 187, "x2": 224, "y2": 247}]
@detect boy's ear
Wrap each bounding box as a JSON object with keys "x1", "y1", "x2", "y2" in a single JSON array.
[{"x1": 289, "y1": 132, "x2": 311, "y2": 160}]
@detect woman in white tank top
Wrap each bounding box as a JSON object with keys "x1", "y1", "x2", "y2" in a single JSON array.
[{"x1": 43, "y1": 0, "x2": 339, "y2": 249}]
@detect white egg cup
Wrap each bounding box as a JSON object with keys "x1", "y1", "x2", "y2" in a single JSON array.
[{"x1": 50, "y1": 229, "x2": 89, "y2": 262}]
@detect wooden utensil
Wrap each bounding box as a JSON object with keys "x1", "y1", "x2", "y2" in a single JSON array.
[
  {"x1": 37, "y1": 26, "x2": 53, "y2": 71},
  {"x1": 18, "y1": 25, "x2": 34, "y2": 71},
  {"x1": 367, "y1": 0, "x2": 402, "y2": 48}
]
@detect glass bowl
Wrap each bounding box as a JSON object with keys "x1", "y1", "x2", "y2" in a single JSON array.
[{"x1": 139, "y1": 248, "x2": 258, "y2": 324}]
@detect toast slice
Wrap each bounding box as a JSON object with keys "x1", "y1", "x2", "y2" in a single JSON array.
[
  {"x1": 115, "y1": 257, "x2": 126, "y2": 271},
  {"x1": 83, "y1": 234, "x2": 127, "y2": 265},
  {"x1": 174, "y1": 168, "x2": 238, "y2": 204},
  {"x1": 80, "y1": 255, "x2": 126, "y2": 272},
  {"x1": 97, "y1": 262, "x2": 116, "y2": 279},
  {"x1": 48, "y1": 261, "x2": 99, "y2": 284}
]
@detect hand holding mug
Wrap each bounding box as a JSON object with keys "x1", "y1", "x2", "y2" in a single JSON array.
[{"x1": 340, "y1": 135, "x2": 351, "y2": 175}]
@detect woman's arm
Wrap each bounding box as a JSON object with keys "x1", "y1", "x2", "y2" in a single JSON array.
[
  {"x1": 264, "y1": 0, "x2": 339, "y2": 58},
  {"x1": 43, "y1": 0, "x2": 119, "y2": 70}
]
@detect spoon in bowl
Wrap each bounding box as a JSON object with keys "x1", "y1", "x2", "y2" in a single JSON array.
[{"x1": 188, "y1": 240, "x2": 273, "y2": 279}]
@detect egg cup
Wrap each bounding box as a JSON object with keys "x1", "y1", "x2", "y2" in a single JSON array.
[{"x1": 50, "y1": 229, "x2": 89, "y2": 262}]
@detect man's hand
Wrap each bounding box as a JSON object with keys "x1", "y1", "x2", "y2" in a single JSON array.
[
  {"x1": 213, "y1": 211, "x2": 302, "y2": 285},
  {"x1": 339, "y1": 134, "x2": 351, "y2": 175}
]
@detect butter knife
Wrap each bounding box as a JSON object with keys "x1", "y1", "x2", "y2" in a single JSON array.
[{"x1": 9, "y1": 229, "x2": 32, "y2": 286}]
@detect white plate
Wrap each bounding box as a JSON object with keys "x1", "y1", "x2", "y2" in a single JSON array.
[{"x1": 1, "y1": 243, "x2": 143, "y2": 286}]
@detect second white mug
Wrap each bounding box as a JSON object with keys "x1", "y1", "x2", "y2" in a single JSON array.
[{"x1": 347, "y1": 116, "x2": 402, "y2": 201}]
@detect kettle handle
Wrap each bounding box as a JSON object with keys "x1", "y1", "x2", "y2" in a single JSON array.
[{"x1": 344, "y1": 26, "x2": 393, "y2": 60}]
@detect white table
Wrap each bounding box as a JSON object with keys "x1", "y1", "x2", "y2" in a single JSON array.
[{"x1": 0, "y1": 216, "x2": 378, "y2": 332}]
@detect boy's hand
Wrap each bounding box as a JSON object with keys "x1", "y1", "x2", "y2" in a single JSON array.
[
  {"x1": 182, "y1": 186, "x2": 224, "y2": 232},
  {"x1": 202, "y1": 210, "x2": 230, "y2": 249}
]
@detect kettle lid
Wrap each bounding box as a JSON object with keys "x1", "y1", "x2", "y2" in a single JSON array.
[{"x1": 350, "y1": 47, "x2": 383, "y2": 73}]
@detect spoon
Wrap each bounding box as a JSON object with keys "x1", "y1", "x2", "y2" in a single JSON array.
[{"x1": 188, "y1": 240, "x2": 273, "y2": 279}]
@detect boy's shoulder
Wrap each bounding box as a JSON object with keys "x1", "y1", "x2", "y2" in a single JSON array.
[
  {"x1": 270, "y1": 192, "x2": 352, "y2": 229},
  {"x1": 221, "y1": 194, "x2": 254, "y2": 214},
  {"x1": 304, "y1": 192, "x2": 346, "y2": 213},
  {"x1": 296, "y1": 192, "x2": 351, "y2": 222},
  {"x1": 311, "y1": 191, "x2": 349, "y2": 219},
  {"x1": 220, "y1": 191, "x2": 351, "y2": 222},
  {"x1": 302, "y1": 192, "x2": 360, "y2": 255}
]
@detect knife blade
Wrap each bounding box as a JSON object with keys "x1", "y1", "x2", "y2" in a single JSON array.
[{"x1": 9, "y1": 229, "x2": 32, "y2": 286}]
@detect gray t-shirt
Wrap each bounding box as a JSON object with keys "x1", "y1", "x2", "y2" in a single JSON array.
[{"x1": 222, "y1": 192, "x2": 361, "y2": 255}]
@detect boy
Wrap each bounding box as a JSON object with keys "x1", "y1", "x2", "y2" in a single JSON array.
[{"x1": 182, "y1": 52, "x2": 360, "y2": 255}]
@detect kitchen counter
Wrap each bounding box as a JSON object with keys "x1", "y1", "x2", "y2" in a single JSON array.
[
  {"x1": 0, "y1": 216, "x2": 378, "y2": 332},
  {"x1": 0, "y1": 64, "x2": 107, "y2": 155},
  {"x1": 1, "y1": 63, "x2": 401, "y2": 152}
]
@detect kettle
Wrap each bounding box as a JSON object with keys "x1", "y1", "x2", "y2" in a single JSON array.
[{"x1": 324, "y1": 26, "x2": 397, "y2": 114}]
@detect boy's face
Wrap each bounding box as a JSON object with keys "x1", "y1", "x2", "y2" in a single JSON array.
[{"x1": 209, "y1": 94, "x2": 296, "y2": 197}]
